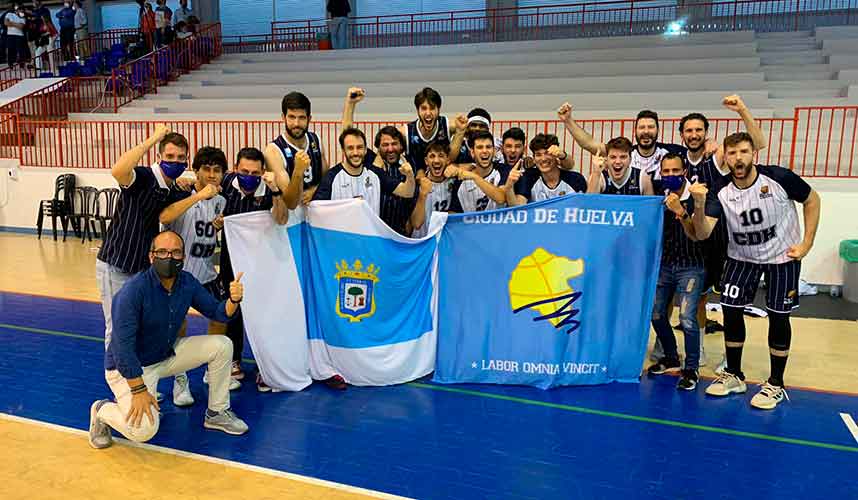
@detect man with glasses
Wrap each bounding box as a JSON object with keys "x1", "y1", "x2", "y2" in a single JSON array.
[{"x1": 89, "y1": 230, "x2": 249, "y2": 449}]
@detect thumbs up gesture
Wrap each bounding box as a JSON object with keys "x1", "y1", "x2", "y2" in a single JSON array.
[{"x1": 229, "y1": 272, "x2": 244, "y2": 303}]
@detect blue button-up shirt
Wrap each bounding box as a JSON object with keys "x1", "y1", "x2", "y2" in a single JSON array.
[{"x1": 104, "y1": 266, "x2": 232, "y2": 379}]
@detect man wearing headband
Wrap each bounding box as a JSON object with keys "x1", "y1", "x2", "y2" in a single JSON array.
[
  {"x1": 96, "y1": 124, "x2": 192, "y2": 358},
  {"x1": 558, "y1": 102, "x2": 692, "y2": 181},
  {"x1": 218, "y1": 147, "x2": 291, "y2": 392},
  {"x1": 454, "y1": 108, "x2": 505, "y2": 165}
]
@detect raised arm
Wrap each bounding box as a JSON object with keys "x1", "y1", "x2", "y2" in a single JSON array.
[
  {"x1": 392, "y1": 160, "x2": 416, "y2": 198},
  {"x1": 341, "y1": 86, "x2": 365, "y2": 130},
  {"x1": 159, "y1": 184, "x2": 219, "y2": 225},
  {"x1": 410, "y1": 177, "x2": 432, "y2": 232},
  {"x1": 723, "y1": 94, "x2": 767, "y2": 151},
  {"x1": 665, "y1": 193, "x2": 698, "y2": 241},
  {"x1": 447, "y1": 114, "x2": 468, "y2": 161},
  {"x1": 690, "y1": 182, "x2": 719, "y2": 240},
  {"x1": 112, "y1": 123, "x2": 170, "y2": 186},
  {"x1": 558, "y1": 102, "x2": 606, "y2": 156},
  {"x1": 586, "y1": 152, "x2": 606, "y2": 194}
]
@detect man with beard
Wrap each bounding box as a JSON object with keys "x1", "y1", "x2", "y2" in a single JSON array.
[
  {"x1": 670, "y1": 95, "x2": 767, "y2": 363},
  {"x1": 501, "y1": 128, "x2": 575, "y2": 171},
  {"x1": 397, "y1": 87, "x2": 466, "y2": 173},
  {"x1": 691, "y1": 132, "x2": 820, "y2": 409},
  {"x1": 313, "y1": 127, "x2": 415, "y2": 216},
  {"x1": 506, "y1": 133, "x2": 587, "y2": 206},
  {"x1": 410, "y1": 142, "x2": 456, "y2": 239},
  {"x1": 448, "y1": 130, "x2": 512, "y2": 213},
  {"x1": 586, "y1": 137, "x2": 654, "y2": 195},
  {"x1": 454, "y1": 108, "x2": 506, "y2": 165},
  {"x1": 264, "y1": 91, "x2": 326, "y2": 209},
  {"x1": 646, "y1": 153, "x2": 708, "y2": 391},
  {"x1": 558, "y1": 103, "x2": 695, "y2": 180},
  {"x1": 96, "y1": 125, "x2": 191, "y2": 355}
]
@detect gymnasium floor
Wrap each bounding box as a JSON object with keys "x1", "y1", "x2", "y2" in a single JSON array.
[{"x1": 1, "y1": 232, "x2": 857, "y2": 500}]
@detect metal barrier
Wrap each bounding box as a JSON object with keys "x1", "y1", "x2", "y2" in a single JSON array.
[
  {"x1": 109, "y1": 23, "x2": 223, "y2": 112},
  {"x1": 257, "y1": 0, "x2": 858, "y2": 53},
  {"x1": 0, "y1": 28, "x2": 138, "y2": 90},
  {"x1": 0, "y1": 111, "x2": 851, "y2": 178}
]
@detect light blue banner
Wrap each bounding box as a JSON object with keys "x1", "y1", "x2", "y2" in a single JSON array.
[{"x1": 434, "y1": 195, "x2": 664, "y2": 389}]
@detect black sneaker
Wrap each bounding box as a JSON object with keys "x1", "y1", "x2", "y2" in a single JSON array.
[
  {"x1": 646, "y1": 357, "x2": 681, "y2": 375},
  {"x1": 677, "y1": 369, "x2": 699, "y2": 391},
  {"x1": 705, "y1": 319, "x2": 724, "y2": 334}
]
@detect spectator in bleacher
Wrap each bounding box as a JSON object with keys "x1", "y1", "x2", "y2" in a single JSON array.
[
  {"x1": 73, "y1": 0, "x2": 88, "y2": 58},
  {"x1": 140, "y1": 3, "x2": 156, "y2": 50},
  {"x1": 31, "y1": 1, "x2": 55, "y2": 72},
  {"x1": 174, "y1": 0, "x2": 192, "y2": 27},
  {"x1": 56, "y1": 2, "x2": 76, "y2": 62},
  {"x1": 5, "y1": 3, "x2": 27, "y2": 69},
  {"x1": 175, "y1": 21, "x2": 192, "y2": 40},
  {"x1": 154, "y1": 0, "x2": 172, "y2": 47},
  {"x1": 326, "y1": 0, "x2": 351, "y2": 50}
]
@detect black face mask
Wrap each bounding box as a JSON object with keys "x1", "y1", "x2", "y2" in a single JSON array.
[{"x1": 152, "y1": 257, "x2": 183, "y2": 279}]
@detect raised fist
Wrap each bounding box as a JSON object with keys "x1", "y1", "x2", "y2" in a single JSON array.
[
  {"x1": 557, "y1": 102, "x2": 573, "y2": 121},
  {"x1": 294, "y1": 150, "x2": 311, "y2": 173},
  {"x1": 197, "y1": 183, "x2": 220, "y2": 200},
  {"x1": 689, "y1": 181, "x2": 708, "y2": 205},
  {"x1": 346, "y1": 87, "x2": 365, "y2": 103},
  {"x1": 398, "y1": 161, "x2": 414, "y2": 177},
  {"x1": 722, "y1": 94, "x2": 746, "y2": 113}
]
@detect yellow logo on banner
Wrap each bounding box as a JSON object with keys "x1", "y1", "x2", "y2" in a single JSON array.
[{"x1": 509, "y1": 248, "x2": 584, "y2": 333}]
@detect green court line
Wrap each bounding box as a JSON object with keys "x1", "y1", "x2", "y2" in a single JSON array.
[
  {"x1": 407, "y1": 382, "x2": 858, "y2": 453},
  {"x1": 0, "y1": 323, "x2": 259, "y2": 365},
  {"x1": 2, "y1": 321, "x2": 856, "y2": 453}
]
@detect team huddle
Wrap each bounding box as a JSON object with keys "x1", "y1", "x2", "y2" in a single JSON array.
[{"x1": 86, "y1": 85, "x2": 820, "y2": 450}]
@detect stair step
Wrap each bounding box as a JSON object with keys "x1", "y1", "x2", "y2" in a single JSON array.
[
  {"x1": 756, "y1": 41, "x2": 820, "y2": 52},
  {"x1": 760, "y1": 52, "x2": 827, "y2": 65},
  {"x1": 756, "y1": 30, "x2": 814, "y2": 39},
  {"x1": 769, "y1": 87, "x2": 845, "y2": 98},
  {"x1": 767, "y1": 80, "x2": 844, "y2": 90}
]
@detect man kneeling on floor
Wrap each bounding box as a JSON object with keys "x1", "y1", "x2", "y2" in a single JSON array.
[{"x1": 89, "y1": 229, "x2": 248, "y2": 449}]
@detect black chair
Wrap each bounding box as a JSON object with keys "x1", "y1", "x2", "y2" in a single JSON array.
[
  {"x1": 36, "y1": 173, "x2": 76, "y2": 241},
  {"x1": 73, "y1": 186, "x2": 100, "y2": 243},
  {"x1": 95, "y1": 188, "x2": 120, "y2": 239}
]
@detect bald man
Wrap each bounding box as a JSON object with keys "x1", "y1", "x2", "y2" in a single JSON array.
[{"x1": 89, "y1": 230, "x2": 248, "y2": 449}]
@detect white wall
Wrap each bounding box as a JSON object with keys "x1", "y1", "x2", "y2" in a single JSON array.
[{"x1": 0, "y1": 160, "x2": 855, "y2": 285}]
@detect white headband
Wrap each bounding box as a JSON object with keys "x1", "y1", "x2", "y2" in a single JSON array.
[{"x1": 467, "y1": 116, "x2": 491, "y2": 127}]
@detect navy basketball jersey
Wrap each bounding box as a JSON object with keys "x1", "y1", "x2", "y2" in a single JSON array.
[
  {"x1": 602, "y1": 166, "x2": 644, "y2": 195},
  {"x1": 407, "y1": 116, "x2": 450, "y2": 172},
  {"x1": 271, "y1": 131, "x2": 324, "y2": 189}
]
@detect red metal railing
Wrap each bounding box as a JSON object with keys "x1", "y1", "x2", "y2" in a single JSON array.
[
  {"x1": 0, "y1": 28, "x2": 138, "y2": 90},
  {"x1": 255, "y1": 0, "x2": 858, "y2": 53},
  {"x1": 791, "y1": 105, "x2": 858, "y2": 177},
  {"x1": 0, "y1": 110, "x2": 851, "y2": 177},
  {"x1": 110, "y1": 23, "x2": 222, "y2": 112}
]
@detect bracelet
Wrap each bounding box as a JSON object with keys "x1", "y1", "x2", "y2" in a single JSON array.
[
  {"x1": 130, "y1": 384, "x2": 147, "y2": 394},
  {"x1": 270, "y1": 190, "x2": 283, "y2": 196},
  {"x1": 229, "y1": 297, "x2": 242, "y2": 305}
]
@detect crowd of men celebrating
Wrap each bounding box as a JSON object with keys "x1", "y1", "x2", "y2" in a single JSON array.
[{"x1": 87, "y1": 85, "x2": 820, "y2": 449}]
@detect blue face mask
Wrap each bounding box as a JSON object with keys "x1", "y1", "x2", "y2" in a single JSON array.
[
  {"x1": 662, "y1": 175, "x2": 685, "y2": 192},
  {"x1": 237, "y1": 173, "x2": 262, "y2": 192},
  {"x1": 159, "y1": 160, "x2": 187, "y2": 180}
]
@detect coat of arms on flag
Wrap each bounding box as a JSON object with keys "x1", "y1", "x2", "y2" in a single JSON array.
[{"x1": 335, "y1": 259, "x2": 379, "y2": 322}]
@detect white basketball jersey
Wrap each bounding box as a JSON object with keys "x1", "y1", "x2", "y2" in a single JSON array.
[
  {"x1": 168, "y1": 193, "x2": 225, "y2": 284},
  {"x1": 412, "y1": 178, "x2": 454, "y2": 238}
]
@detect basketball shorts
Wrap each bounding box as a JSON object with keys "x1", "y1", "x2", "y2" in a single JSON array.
[
  {"x1": 720, "y1": 257, "x2": 801, "y2": 313},
  {"x1": 203, "y1": 279, "x2": 227, "y2": 301}
]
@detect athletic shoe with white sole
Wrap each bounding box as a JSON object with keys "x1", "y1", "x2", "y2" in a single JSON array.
[
  {"x1": 88, "y1": 400, "x2": 113, "y2": 449},
  {"x1": 750, "y1": 382, "x2": 789, "y2": 410},
  {"x1": 172, "y1": 373, "x2": 194, "y2": 407},
  {"x1": 204, "y1": 408, "x2": 249, "y2": 435},
  {"x1": 705, "y1": 372, "x2": 747, "y2": 397}
]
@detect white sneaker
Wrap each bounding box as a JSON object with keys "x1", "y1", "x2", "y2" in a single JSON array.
[
  {"x1": 705, "y1": 372, "x2": 748, "y2": 397},
  {"x1": 88, "y1": 400, "x2": 113, "y2": 449},
  {"x1": 750, "y1": 382, "x2": 789, "y2": 410},
  {"x1": 173, "y1": 373, "x2": 195, "y2": 407},
  {"x1": 203, "y1": 370, "x2": 241, "y2": 391}
]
